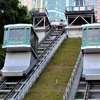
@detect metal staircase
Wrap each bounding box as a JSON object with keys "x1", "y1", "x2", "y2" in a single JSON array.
[{"x1": 0, "y1": 26, "x2": 67, "y2": 100}]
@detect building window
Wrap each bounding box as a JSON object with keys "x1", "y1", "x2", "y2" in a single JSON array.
[
  {"x1": 76, "y1": 0, "x2": 83, "y2": 6},
  {"x1": 92, "y1": 0, "x2": 97, "y2": 4}
]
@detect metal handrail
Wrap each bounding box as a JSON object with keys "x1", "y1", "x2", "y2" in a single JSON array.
[
  {"x1": 66, "y1": 5, "x2": 94, "y2": 12},
  {"x1": 38, "y1": 27, "x2": 53, "y2": 46},
  {"x1": 11, "y1": 27, "x2": 66, "y2": 100},
  {"x1": 38, "y1": 27, "x2": 65, "y2": 60}
]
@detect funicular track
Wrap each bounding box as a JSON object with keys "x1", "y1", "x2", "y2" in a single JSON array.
[
  {"x1": 76, "y1": 78, "x2": 100, "y2": 100},
  {"x1": 63, "y1": 55, "x2": 100, "y2": 100},
  {"x1": 0, "y1": 26, "x2": 66, "y2": 100}
]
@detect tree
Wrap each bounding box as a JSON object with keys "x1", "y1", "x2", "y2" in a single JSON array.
[
  {"x1": 0, "y1": 0, "x2": 32, "y2": 43},
  {"x1": 0, "y1": 0, "x2": 32, "y2": 67}
]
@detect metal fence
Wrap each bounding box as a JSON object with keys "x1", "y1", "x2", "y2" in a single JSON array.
[{"x1": 66, "y1": 5, "x2": 94, "y2": 12}]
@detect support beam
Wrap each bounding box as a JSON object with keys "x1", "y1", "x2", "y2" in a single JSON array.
[
  {"x1": 34, "y1": 17, "x2": 44, "y2": 28},
  {"x1": 91, "y1": 14, "x2": 93, "y2": 23},
  {"x1": 80, "y1": 15, "x2": 89, "y2": 24},
  {"x1": 33, "y1": 17, "x2": 35, "y2": 28},
  {"x1": 69, "y1": 15, "x2": 80, "y2": 26},
  {"x1": 67, "y1": 16, "x2": 68, "y2": 26},
  {"x1": 44, "y1": 17, "x2": 45, "y2": 29}
]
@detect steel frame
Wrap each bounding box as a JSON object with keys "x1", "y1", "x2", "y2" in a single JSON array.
[
  {"x1": 11, "y1": 31, "x2": 67, "y2": 100},
  {"x1": 66, "y1": 14, "x2": 94, "y2": 27},
  {"x1": 33, "y1": 8, "x2": 51, "y2": 30}
]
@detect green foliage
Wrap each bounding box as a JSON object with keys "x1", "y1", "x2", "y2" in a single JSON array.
[
  {"x1": 75, "y1": 92, "x2": 84, "y2": 99},
  {"x1": 24, "y1": 38, "x2": 81, "y2": 100},
  {"x1": 0, "y1": 0, "x2": 32, "y2": 44},
  {"x1": 33, "y1": 9, "x2": 39, "y2": 13},
  {"x1": 0, "y1": 45, "x2": 5, "y2": 68},
  {"x1": 0, "y1": 0, "x2": 32, "y2": 67}
]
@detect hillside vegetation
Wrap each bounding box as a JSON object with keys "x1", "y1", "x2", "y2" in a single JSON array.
[
  {"x1": 0, "y1": 0, "x2": 32, "y2": 67},
  {"x1": 24, "y1": 38, "x2": 81, "y2": 100}
]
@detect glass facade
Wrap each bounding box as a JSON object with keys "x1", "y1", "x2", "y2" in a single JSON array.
[
  {"x1": 35, "y1": 0, "x2": 45, "y2": 8},
  {"x1": 45, "y1": 0, "x2": 66, "y2": 23},
  {"x1": 69, "y1": 0, "x2": 74, "y2": 6},
  {"x1": 68, "y1": 0, "x2": 100, "y2": 19},
  {"x1": 85, "y1": 0, "x2": 100, "y2": 19},
  {"x1": 76, "y1": 0, "x2": 84, "y2": 6}
]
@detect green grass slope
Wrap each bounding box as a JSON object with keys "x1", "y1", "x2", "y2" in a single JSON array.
[{"x1": 24, "y1": 38, "x2": 81, "y2": 100}]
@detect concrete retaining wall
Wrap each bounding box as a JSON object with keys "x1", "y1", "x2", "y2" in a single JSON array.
[{"x1": 65, "y1": 26, "x2": 82, "y2": 38}]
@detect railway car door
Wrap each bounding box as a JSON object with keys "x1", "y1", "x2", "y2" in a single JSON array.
[{"x1": 31, "y1": 27, "x2": 38, "y2": 55}]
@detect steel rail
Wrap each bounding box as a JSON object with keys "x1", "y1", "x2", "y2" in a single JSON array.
[
  {"x1": 0, "y1": 26, "x2": 66, "y2": 100},
  {"x1": 4, "y1": 78, "x2": 23, "y2": 100}
]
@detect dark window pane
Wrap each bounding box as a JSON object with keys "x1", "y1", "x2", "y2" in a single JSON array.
[
  {"x1": 14, "y1": 28, "x2": 19, "y2": 40},
  {"x1": 9, "y1": 29, "x2": 14, "y2": 40},
  {"x1": 26, "y1": 28, "x2": 30, "y2": 40},
  {"x1": 19, "y1": 29, "x2": 25, "y2": 40},
  {"x1": 76, "y1": 0, "x2": 79, "y2": 6},
  {"x1": 88, "y1": 28, "x2": 94, "y2": 40},
  {"x1": 83, "y1": 28, "x2": 87, "y2": 41},
  {"x1": 80, "y1": 0, "x2": 83, "y2": 6},
  {"x1": 9, "y1": 28, "x2": 25, "y2": 40},
  {"x1": 94, "y1": 28, "x2": 99, "y2": 40},
  {"x1": 4, "y1": 29, "x2": 8, "y2": 41}
]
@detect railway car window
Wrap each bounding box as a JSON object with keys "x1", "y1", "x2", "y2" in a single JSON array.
[
  {"x1": 83, "y1": 28, "x2": 87, "y2": 41},
  {"x1": 26, "y1": 28, "x2": 30, "y2": 40},
  {"x1": 9, "y1": 29, "x2": 14, "y2": 40},
  {"x1": 88, "y1": 28, "x2": 94, "y2": 41},
  {"x1": 9, "y1": 28, "x2": 25, "y2": 40},
  {"x1": 19, "y1": 28, "x2": 25, "y2": 40},
  {"x1": 4, "y1": 29, "x2": 8, "y2": 41},
  {"x1": 94, "y1": 28, "x2": 99, "y2": 40},
  {"x1": 14, "y1": 28, "x2": 19, "y2": 40}
]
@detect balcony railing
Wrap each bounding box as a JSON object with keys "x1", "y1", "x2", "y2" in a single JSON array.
[
  {"x1": 32, "y1": 8, "x2": 46, "y2": 13},
  {"x1": 66, "y1": 5, "x2": 94, "y2": 12}
]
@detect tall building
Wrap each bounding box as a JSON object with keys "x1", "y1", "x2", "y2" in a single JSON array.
[
  {"x1": 19, "y1": 0, "x2": 35, "y2": 11},
  {"x1": 45, "y1": 0, "x2": 66, "y2": 23},
  {"x1": 85, "y1": 0, "x2": 100, "y2": 20},
  {"x1": 34, "y1": 0, "x2": 66, "y2": 24},
  {"x1": 67, "y1": 0, "x2": 85, "y2": 7},
  {"x1": 34, "y1": 0, "x2": 45, "y2": 9},
  {"x1": 67, "y1": 0, "x2": 100, "y2": 20}
]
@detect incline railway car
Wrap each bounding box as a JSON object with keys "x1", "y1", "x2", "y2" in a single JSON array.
[
  {"x1": 81, "y1": 23, "x2": 100, "y2": 80},
  {"x1": 1, "y1": 24, "x2": 38, "y2": 76}
]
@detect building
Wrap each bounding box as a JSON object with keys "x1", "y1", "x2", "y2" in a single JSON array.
[
  {"x1": 85, "y1": 0, "x2": 100, "y2": 20},
  {"x1": 19, "y1": 0, "x2": 35, "y2": 11},
  {"x1": 34, "y1": 0, "x2": 45, "y2": 9},
  {"x1": 67, "y1": 0, "x2": 85, "y2": 8},
  {"x1": 67, "y1": 0, "x2": 100, "y2": 20},
  {"x1": 34, "y1": 0, "x2": 66, "y2": 24},
  {"x1": 45, "y1": 0, "x2": 66, "y2": 24}
]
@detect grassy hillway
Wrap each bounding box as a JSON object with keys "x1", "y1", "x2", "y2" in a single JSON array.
[{"x1": 24, "y1": 38, "x2": 81, "y2": 100}]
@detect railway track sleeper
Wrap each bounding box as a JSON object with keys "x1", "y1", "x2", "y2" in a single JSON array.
[{"x1": 0, "y1": 27, "x2": 66, "y2": 99}]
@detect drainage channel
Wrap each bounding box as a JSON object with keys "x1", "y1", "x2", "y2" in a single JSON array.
[{"x1": 0, "y1": 26, "x2": 67, "y2": 100}]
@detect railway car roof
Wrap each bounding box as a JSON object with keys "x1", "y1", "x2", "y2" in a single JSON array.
[
  {"x1": 4, "y1": 24, "x2": 32, "y2": 28},
  {"x1": 82, "y1": 23, "x2": 100, "y2": 28}
]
